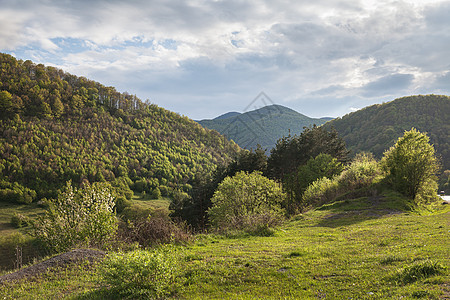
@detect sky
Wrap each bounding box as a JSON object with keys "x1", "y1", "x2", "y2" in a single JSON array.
[{"x1": 0, "y1": 0, "x2": 449, "y2": 120}]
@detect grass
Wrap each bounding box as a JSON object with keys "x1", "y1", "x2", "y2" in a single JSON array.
[
  {"x1": 130, "y1": 193, "x2": 171, "y2": 211},
  {"x1": 0, "y1": 201, "x2": 44, "y2": 235},
  {"x1": 1, "y1": 194, "x2": 448, "y2": 299}
]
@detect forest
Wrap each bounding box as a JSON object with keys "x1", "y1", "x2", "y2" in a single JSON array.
[
  {"x1": 0, "y1": 53, "x2": 240, "y2": 205},
  {"x1": 325, "y1": 94, "x2": 450, "y2": 170}
]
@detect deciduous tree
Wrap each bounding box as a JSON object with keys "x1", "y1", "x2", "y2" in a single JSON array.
[{"x1": 381, "y1": 128, "x2": 439, "y2": 201}]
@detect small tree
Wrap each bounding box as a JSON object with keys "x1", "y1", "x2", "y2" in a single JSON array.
[
  {"x1": 34, "y1": 181, "x2": 118, "y2": 252},
  {"x1": 381, "y1": 128, "x2": 439, "y2": 201},
  {"x1": 208, "y1": 171, "x2": 285, "y2": 231}
]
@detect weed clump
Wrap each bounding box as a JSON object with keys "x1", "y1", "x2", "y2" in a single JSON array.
[
  {"x1": 379, "y1": 255, "x2": 404, "y2": 265},
  {"x1": 100, "y1": 245, "x2": 183, "y2": 298},
  {"x1": 392, "y1": 260, "x2": 446, "y2": 284}
]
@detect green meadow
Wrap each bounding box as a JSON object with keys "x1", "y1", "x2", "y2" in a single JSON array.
[{"x1": 1, "y1": 193, "x2": 448, "y2": 299}]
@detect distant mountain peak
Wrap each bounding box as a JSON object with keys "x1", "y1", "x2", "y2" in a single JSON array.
[
  {"x1": 214, "y1": 111, "x2": 241, "y2": 120},
  {"x1": 198, "y1": 104, "x2": 327, "y2": 150}
]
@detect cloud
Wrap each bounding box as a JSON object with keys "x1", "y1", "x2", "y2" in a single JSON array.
[
  {"x1": 361, "y1": 73, "x2": 415, "y2": 97},
  {"x1": 1, "y1": 0, "x2": 449, "y2": 119}
]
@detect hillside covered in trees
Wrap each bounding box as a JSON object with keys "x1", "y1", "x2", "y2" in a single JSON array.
[
  {"x1": 324, "y1": 95, "x2": 450, "y2": 170},
  {"x1": 198, "y1": 105, "x2": 328, "y2": 151},
  {"x1": 0, "y1": 53, "x2": 240, "y2": 203}
]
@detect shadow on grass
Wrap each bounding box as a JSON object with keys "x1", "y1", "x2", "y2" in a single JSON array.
[
  {"x1": 313, "y1": 193, "x2": 411, "y2": 228},
  {"x1": 74, "y1": 288, "x2": 124, "y2": 300}
]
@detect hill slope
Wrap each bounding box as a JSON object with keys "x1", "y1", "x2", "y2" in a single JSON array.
[
  {"x1": 198, "y1": 104, "x2": 328, "y2": 150},
  {"x1": 0, "y1": 53, "x2": 240, "y2": 201},
  {"x1": 325, "y1": 95, "x2": 450, "y2": 170}
]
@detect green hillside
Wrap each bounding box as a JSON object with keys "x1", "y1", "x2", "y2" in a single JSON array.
[
  {"x1": 0, "y1": 53, "x2": 240, "y2": 202},
  {"x1": 325, "y1": 95, "x2": 450, "y2": 170},
  {"x1": 198, "y1": 105, "x2": 328, "y2": 151}
]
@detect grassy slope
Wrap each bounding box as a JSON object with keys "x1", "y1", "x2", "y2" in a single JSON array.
[
  {"x1": 0, "y1": 202, "x2": 44, "y2": 235},
  {"x1": 1, "y1": 195, "x2": 449, "y2": 299}
]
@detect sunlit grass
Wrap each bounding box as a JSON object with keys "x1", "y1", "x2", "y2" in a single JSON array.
[
  {"x1": 131, "y1": 193, "x2": 171, "y2": 211},
  {"x1": 0, "y1": 202, "x2": 44, "y2": 235},
  {"x1": 1, "y1": 195, "x2": 448, "y2": 299}
]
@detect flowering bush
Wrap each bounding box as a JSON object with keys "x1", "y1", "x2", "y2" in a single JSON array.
[{"x1": 34, "y1": 181, "x2": 117, "y2": 252}]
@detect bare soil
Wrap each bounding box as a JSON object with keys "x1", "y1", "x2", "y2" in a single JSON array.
[{"x1": 0, "y1": 248, "x2": 105, "y2": 284}]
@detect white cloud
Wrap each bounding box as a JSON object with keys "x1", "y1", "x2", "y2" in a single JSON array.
[{"x1": 0, "y1": 0, "x2": 449, "y2": 119}]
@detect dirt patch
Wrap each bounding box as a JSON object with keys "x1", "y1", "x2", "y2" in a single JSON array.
[{"x1": 0, "y1": 248, "x2": 105, "y2": 284}]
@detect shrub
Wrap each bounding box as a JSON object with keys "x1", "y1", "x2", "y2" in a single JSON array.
[
  {"x1": 100, "y1": 246, "x2": 183, "y2": 298},
  {"x1": 152, "y1": 187, "x2": 162, "y2": 199},
  {"x1": 225, "y1": 212, "x2": 283, "y2": 236},
  {"x1": 208, "y1": 171, "x2": 285, "y2": 231},
  {"x1": 302, "y1": 176, "x2": 340, "y2": 208},
  {"x1": 10, "y1": 213, "x2": 30, "y2": 228},
  {"x1": 297, "y1": 153, "x2": 344, "y2": 194},
  {"x1": 302, "y1": 153, "x2": 381, "y2": 209},
  {"x1": 339, "y1": 152, "x2": 382, "y2": 189},
  {"x1": 0, "y1": 183, "x2": 36, "y2": 204},
  {"x1": 115, "y1": 195, "x2": 132, "y2": 213},
  {"x1": 118, "y1": 210, "x2": 192, "y2": 247},
  {"x1": 381, "y1": 128, "x2": 439, "y2": 201},
  {"x1": 0, "y1": 233, "x2": 48, "y2": 271},
  {"x1": 33, "y1": 181, "x2": 118, "y2": 252}
]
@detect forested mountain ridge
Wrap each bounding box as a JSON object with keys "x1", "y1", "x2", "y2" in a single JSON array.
[
  {"x1": 198, "y1": 104, "x2": 328, "y2": 151},
  {"x1": 0, "y1": 53, "x2": 240, "y2": 202},
  {"x1": 324, "y1": 95, "x2": 450, "y2": 170}
]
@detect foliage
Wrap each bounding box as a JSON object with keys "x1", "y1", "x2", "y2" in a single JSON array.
[
  {"x1": 118, "y1": 209, "x2": 192, "y2": 247},
  {"x1": 297, "y1": 154, "x2": 344, "y2": 194},
  {"x1": 339, "y1": 152, "x2": 382, "y2": 189},
  {"x1": 100, "y1": 246, "x2": 183, "y2": 298},
  {"x1": 226, "y1": 145, "x2": 268, "y2": 175},
  {"x1": 151, "y1": 187, "x2": 161, "y2": 199},
  {"x1": 33, "y1": 181, "x2": 118, "y2": 252},
  {"x1": 266, "y1": 125, "x2": 348, "y2": 213},
  {"x1": 224, "y1": 212, "x2": 283, "y2": 237},
  {"x1": 0, "y1": 53, "x2": 240, "y2": 203},
  {"x1": 198, "y1": 104, "x2": 327, "y2": 151},
  {"x1": 0, "y1": 181, "x2": 37, "y2": 204},
  {"x1": 170, "y1": 147, "x2": 267, "y2": 230},
  {"x1": 302, "y1": 177, "x2": 340, "y2": 208},
  {"x1": 325, "y1": 95, "x2": 450, "y2": 170},
  {"x1": 283, "y1": 154, "x2": 343, "y2": 212},
  {"x1": 381, "y1": 128, "x2": 439, "y2": 201},
  {"x1": 208, "y1": 171, "x2": 285, "y2": 231},
  {"x1": 302, "y1": 153, "x2": 382, "y2": 209},
  {"x1": 267, "y1": 124, "x2": 349, "y2": 181},
  {"x1": 0, "y1": 232, "x2": 48, "y2": 272},
  {"x1": 10, "y1": 213, "x2": 30, "y2": 228}
]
